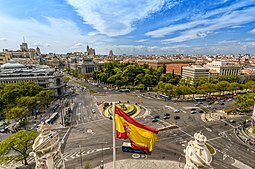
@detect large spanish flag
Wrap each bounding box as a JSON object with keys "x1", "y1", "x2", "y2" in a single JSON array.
[{"x1": 115, "y1": 106, "x2": 158, "y2": 154}]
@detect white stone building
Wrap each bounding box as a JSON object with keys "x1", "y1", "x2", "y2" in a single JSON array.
[
  {"x1": 182, "y1": 65, "x2": 209, "y2": 84},
  {"x1": 0, "y1": 60, "x2": 65, "y2": 96},
  {"x1": 205, "y1": 61, "x2": 241, "y2": 77}
]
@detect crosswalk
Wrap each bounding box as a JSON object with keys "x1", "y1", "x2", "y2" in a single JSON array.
[
  {"x1": 63, "y1": 147, "x2": 111, "y2": 161},
  {"x1": 0, "y1": 147, "x2": 113, "y2": 168}
]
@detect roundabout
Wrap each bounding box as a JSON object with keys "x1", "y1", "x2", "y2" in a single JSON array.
[{"x1": 103, "y1": 102, "x2": 141, "y2": 119}]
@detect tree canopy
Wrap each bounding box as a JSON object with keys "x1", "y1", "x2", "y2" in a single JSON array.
[{"x1": 0, "y1": 130, "x2": 38, "y2": 165}]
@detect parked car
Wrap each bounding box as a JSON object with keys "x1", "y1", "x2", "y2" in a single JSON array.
[
  {"x1": 92, "y1": 109, "x2": 96, "y2": 113},
  {"x1": 164, "y1": 113, "x2": 170, "y2": 116},
  {"x1": 220, "y1": 102, "x2": 225, "y2": 105},
  {"x1": 191, "y1": 108, "x2": 196, "y2": 111},
  {"x1": 174, "y1": 116, "x2": 180, "y2": 119},
  {"x1": 163, "y1": 116, "x2": 170, "y2": 119}
]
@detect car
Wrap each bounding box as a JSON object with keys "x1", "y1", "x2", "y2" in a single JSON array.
[
  {"x1": 174, "y1": 109, "x2": 180, "y2": 113},
  {"x1": 220, "y1": 102, "x2": 225, "y2": 105},
  {"x1": 154, "y1": 115, "x2": 160, "y2": 119},
  {"x1": 229, "y1": 119, "x2": 236, "y2": 123},
  {"x1": 191, "y1": 110, "x2": 196, "y2": 114},
  {"x1": 0, "y1": 125, "x2": 7, "y2": 133},
  {"x1": 208, "y1": 101, "x2": 214, "y2": 105},
  {"x1": 206, "y1": 105, "x2": 212, "y2": 108},
  {"x1": 191, "y1": 108, "x2": 196, "y2": 111},
  {"x1": 92, "y1": 109, "x2": 96, "y2": 113},
  {"x1": 199, "y1": 109, "x2": 204, "y2": 113},
  {"x1": 174, "y1": 116, "x2": 180, "y2": 119},
  {"x1": 152, "y1": 118, "x2": 158, "y2": 122},
  {"x1": 164, "y1": 113, "x2": 170, "y2": 116},
  {"x1": 163, "y1": 116, "x2": 170, "y2": 119}
]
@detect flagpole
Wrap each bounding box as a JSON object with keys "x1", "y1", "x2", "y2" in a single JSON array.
[{"x1": 112, "y1": 102, "x2": 116, "y2": 169}]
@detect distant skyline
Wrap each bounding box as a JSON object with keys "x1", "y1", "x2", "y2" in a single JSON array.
[{"x1": 0, "y1": 0, "x2": 255, "y2": 55}]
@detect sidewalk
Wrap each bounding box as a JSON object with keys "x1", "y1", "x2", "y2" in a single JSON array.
[{"x1": 93, "y1": 159, "x2": 182, "y2": 169}]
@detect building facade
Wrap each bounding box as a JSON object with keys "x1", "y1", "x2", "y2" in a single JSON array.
[
  {"x1": 0, "y1": 60, "x2": 65, "y2": 96},
  {"x1": 166, "y1": 60, "x2": 195, "y2": 75},
  {"x1": 0, "y1": 41, "x2": 41, "y2": 65},
  {"x1": 182, "y1": 65, "x2": 209, "y2": 84},
  {"x1": 206, "y1": 61, "x2": 241, "y2": 77}
]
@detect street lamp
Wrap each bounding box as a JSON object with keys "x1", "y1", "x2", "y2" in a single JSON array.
[
  {"x1": 79, "y1": 145, "x2": 83, "y2": 169},
  {"x1": 35, "y1": 101, "x2": 41, "y2": 119}
]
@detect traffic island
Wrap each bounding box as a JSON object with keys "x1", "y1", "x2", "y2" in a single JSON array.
[
  {"x1": 235, "y1": 120, "x2": 255, "y2": 150},
  {"x1": 103, "y1": 103, "x2": 141, "y2": 119}
]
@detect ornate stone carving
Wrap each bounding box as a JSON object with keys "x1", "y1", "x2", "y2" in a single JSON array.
[
  {"x1": 184, "y1": 132, "x2": 212, "y2": 169},
  {"x1": 31, "y1": 123, "x2": 65, "y2": 169}
]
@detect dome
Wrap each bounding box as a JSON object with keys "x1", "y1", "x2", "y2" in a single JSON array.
[{"x1": 0, "y1": 60, "x2": 26, "y2": 69}]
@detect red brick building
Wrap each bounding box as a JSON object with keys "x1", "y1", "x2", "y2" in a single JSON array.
[{"x1": 166, "y1": 60, "x2": 195, "y2": 75}]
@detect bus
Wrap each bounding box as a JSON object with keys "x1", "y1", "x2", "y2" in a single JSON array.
[
  {"x1": 122, "y1": 142, "x2": 150, "y2": 155},
  {"x1": 194, "y1": 97, "x2": 206, "y2": 103},
  {"x1": 45, "y1": 112, "x2": 59, "y2": 124},
  {"x1": 159, "y1": 94, "x2": 171, "y2": 101}
]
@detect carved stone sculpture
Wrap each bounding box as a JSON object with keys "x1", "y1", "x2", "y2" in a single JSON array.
[
  {"x1": 31, "y1": 123, "x2": 65, "y2": 169},
  {"x1": 184, "y1": 132, "x2": 212, "y2": 169}
]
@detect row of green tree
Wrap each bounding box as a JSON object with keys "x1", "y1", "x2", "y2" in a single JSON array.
[
  {"x1": 0, "y1": 82, "x2": 53, "y2": 126},
  {"x1": 92, "y1": 61, "x2": 255, "y2": 112},
  {"x1": 93, "y1": 62, "x2": 178, "y2": 89}
]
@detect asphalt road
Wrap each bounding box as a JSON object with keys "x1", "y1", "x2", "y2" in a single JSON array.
[{"x1": 58, "y1": 80, "x2": 255, "y2": 169}]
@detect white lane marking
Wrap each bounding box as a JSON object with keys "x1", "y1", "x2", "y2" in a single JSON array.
[{"x1": 165, "y1": 105, "x2": 175, "y2": 110}]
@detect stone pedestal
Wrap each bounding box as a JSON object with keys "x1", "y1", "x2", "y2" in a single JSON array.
[
  {"x1": 184, "y1": 132, "x2": 212, "y2": 169},
  {"x1": 31, "y1": 123, "x2": 65, "y2": 169}
]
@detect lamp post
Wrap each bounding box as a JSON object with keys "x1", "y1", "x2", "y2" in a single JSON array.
[
  {"x1": 61, "y1": 99, "x2": 64, "y2": 126},
  {"x1": 79, "y1": 145, "x2": 83, "y2": 169},
  {"x1": 36, "y1": 101, "x2": 41, "y2": 119}
]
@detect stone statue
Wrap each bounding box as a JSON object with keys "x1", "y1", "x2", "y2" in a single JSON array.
[
  {"x1": 31, "y1": 123, "x2": 65, "y2": 169},
  {"x1": 184, "y1": 132, "x2": 212, "y2": 169}
]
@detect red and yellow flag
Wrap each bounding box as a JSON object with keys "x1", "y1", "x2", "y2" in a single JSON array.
[{"x1": 115, "y1": 106, "x2": 158, "y2": 154}]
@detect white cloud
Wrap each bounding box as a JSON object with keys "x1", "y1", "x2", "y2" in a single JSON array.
[
  {"x1": 218, "y1": 40, "x2": 238, "y2": 44},
  {"x1": 162, "y1": 6, "x2": 255, "y2": 43},
  {"x1": 0, "y1": 37, "x2": 7, "y2": 41},
  {"x1": 250, "y1": 28, "x2": 255, "y2": 34},
  {"x1": 136, "y1": 39, "x2": 149, "y2": 43},
  {"x1": 88, "y1": 31, "x2": 100, "y2": 36},
  {"x1": 146, "y1": 0, "x2": 255, "y2": 40},
  {"x1": 146, "y1": 20, "x2": 208, "y2": 38},
  {"x1": 0, "y1": 14, "x2": 85, "y2": 53},
  {"x1": 75, "y1": 43, "x2": 83, "y2": 46},
  {"x1": 67, "y1": 0, "x2": 168, "y2": 36}
]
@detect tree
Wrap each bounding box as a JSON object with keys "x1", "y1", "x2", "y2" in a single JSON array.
[
  {"x1": 35, "y1": 90, "x2": 54, "y2": 109},
  {"x1": 216, "y1": 81, "x2": 229, "y2": 95},
  {"x1": 228, "y1": 82, "x2": 240, "y2": 94},
  {"x1": 0, "y1": 130, "x2": 38, "y2": 165},
  {"x1": 85, "y1": 162, "x2": 91, "y2": 169},
  {"x1": 63, "y1": 75, "x2": 71, "y2": 82},
  {"x1": 4, "y1": 106, "x2": 29, "y2": 125},
  {"x1": 235, "y1": 93, "x2": 255, "y2": 112}
]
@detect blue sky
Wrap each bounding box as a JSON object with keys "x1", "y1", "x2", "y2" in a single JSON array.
[{"x1": 0, "y1": 0, "x2": 255, "y2": 55}]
